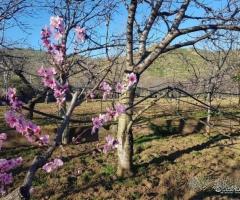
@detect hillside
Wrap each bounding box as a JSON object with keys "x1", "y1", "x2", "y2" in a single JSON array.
[{"x1": 0, "y1": 48, "x2": 238, "y2": 92}]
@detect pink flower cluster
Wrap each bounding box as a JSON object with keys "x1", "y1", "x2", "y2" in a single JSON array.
[
  {"x1": 41, "y1": 16, "x2": 86, "y2": 65},
  {"x1": 5, "y1": 88, "x2": 49, "y2": 146},
  {"x1": 96, "y1": 73, "x2": 137, "y2": 100},
  {"x1": 75, "y1": 26, "x2": 86, "y2": 42},
  {"x1": 92, "y1": 73, "x2": 137, "y2": 153},
  {"x1": 0, "y1": 133, "x2": 7, "y2": 150},
  {"x1": 37, "y1": 66, "x2": 68, "y2": 105},
  {"x1": 103, "y1": 135, "x2": 118, "y2": 154},
  {"x1": 50, "y1": 16, "x2": 64, "y2": 34},
  {"x1": 100, "y1": 81, "x2": 112, "y2": 100},
  {"x1": 42, "y1": 158, "x2": 63, "y2": 173},
  {"x1": 41, "y1": 27, "x2": 52, "y2": 50},
  {"x1": 6, "y1": 88, "x2": 22, "y2": 110},
  {"x1": 0, "y1": 157, "x2": 22, "y2": 195},
  {"x1": 41, "y1": 16, "x2": 65, "y2": 65},
  {"x1": 127, "y1": 72, "x2": 138, "y2": 88},
  {"x1": 4, "y1": 111, "x2": 49, "y2": 146},
  {"x1": 91, "y1": 103, "x2": 126, "y2": 134},
  {"x1": 115, "y1": 72, "x2": 137, "y2": 94}
]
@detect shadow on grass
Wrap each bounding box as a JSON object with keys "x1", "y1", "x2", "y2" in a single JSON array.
[
  {"x1": 189, "y1": 190, "x2": 240, "y2": 200},
  {"x1": 56, "y1": 175, "x2": 121, "y2": 200},
  {"x1": 55, "y1": 131, "x2": 240, "y2": 200},
  {"x1": 134, "y1": 120, "x2": 180, "y2": 145},
  {"x1": 0, "y1": 145, "x2": 40, "y2": 157},
  {"x1": 134, "y1": 116, "x2": 210, "y2": 145},
  {"x1": 137, "y1": 131, "x2": 240, "y2": 169}
]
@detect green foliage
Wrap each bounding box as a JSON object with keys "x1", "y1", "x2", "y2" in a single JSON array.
[
  {"x1": 148, "y1": 48, "x2": 206, "y2": 79},
  {"x1": 101, "y1": 164, "x2": 115, "y2": 176},
  {"x1": 82, "y1": 171, "x2": 91, "y2": 182}
]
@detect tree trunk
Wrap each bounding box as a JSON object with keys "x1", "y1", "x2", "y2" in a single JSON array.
[
  {"x1": 27, "y1": 102, "x2": 35, "y2": 120},
  {"x1": 117, "y1": 86, "x2": 136, "y2": 177},
  {"x1": 238, "y1": 80, "x2": 240, "y2": 106},
  {"x1": 26, "y1": 90, "x2": 47, "y2": 120},
  {"x1": 206, "y1": 92, "x2": 211, "y2": 134},
  {"x1": 60, "y1": 101, "x2": 70, "y2": 144}
]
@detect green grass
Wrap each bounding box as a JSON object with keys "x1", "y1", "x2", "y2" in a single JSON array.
[{"x1": 101, "y1": 164, "x2": 116, "y2": 176}]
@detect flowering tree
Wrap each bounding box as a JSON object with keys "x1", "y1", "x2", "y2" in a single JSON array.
[
  {"x1": 1, "y1": 0, "x2": 123, "y2": 198},
  {"x1": 2, "y1": 0, "x2": 240, "y2": 199},
  {"x1": 113, "y1": 0, "x2": 240, "y2": 177}
]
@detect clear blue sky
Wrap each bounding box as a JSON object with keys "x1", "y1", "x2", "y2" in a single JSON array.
[{"x1": 5, "y1": 0, "x2": 228, "y2": 50}]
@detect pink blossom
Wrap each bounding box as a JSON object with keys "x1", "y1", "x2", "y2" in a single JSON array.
[
  {"x1": 4, "y1": 111, "x2": 17, "y2": 128},
  {"x1": 114, "y1": 103, "x2": 126, "y2": 117},
  {"x1": 37, "y1": 66, "x2": 56, "y2": 78},
  {"x1": 127, "y1": 72, "x2": 137, "y2": 88},
  {"x1": 0, "y1": 157, "x2": 22, "y2": 194},
  {"x1": 0, "y1": 172, "x2": 13, "y2": 183},
  {"x1": 0, "y1": 133, "x2": 6, "y2": 141},
  {"x1": 42, "y1": 158, "x2": 63, "y2": 173},
  {"x1": 4, "y1": 108, "x2": 48, "y2": 146},
  {"x1": 37, "y1": 67, "x2": 68, "y2": 105},
  {"x1": 0, "y1": 157, "x2": 22, "y2": 173},
  {"x1": 10, "y1": 100, "x2": 23, "y2": 111},
  {"x1": 53, "y1": 82, "x2": 68, "y2": 105},
  {"x1": 53, "y1": 50, "x2": 64, "y2": 64},
  {"x1": 0, "y1": 133, "x2": 7, "y2": 150},
  {"x1": 92, "y1": 117, "x2": 103, "y2": 129},
  {"x1": 43, "y1": 76, "x2": 56, "y2": 89},
  {"x1": 115, "y1": 82, "x2": 125, "y2": 93},
  {"x1": 42, "y1": 38, "x2": 51, "y2": 49},
  {"x1": 27, "y1": 121, "x2": 41, "y2": 135},
  {"x1": 41, "y1": 27, "x2": 51, "y2": 39},
  {"x1": 41, "y1": 27, "x2": 52, "y2": 50},
  {"x1": 6, "y1": 88, "x2": 23, "y2": 110},
  {"x1": 99, "y1": 114, "x2": 109, "y2": 123},
  {"x1": 50, "y1": 16, "x2": 63, "y2": 30},
  {"x1": 106, "y1": 107, "x2": 116, "y2": 120},
  {"x1": 39, "y1": 135, "x2": 50, "y2": 146},
  {"x1": 91, "y1": 117, "x2": 103, "y2": 134},
  {"x1": 75, "y1": 26, "x2": 86, "y2": 42},
  {"x1": 6, "y1": 88, "x2": 16, "y2": 99},
  {"x1": 54, "y1": 32, "x2": 63, "y2": 41},
  {"x1": 15, "y1": 116, "x2": 28, "y2": 134},
  {"x1": 103, "y1": 135, "x2": 118, "y2": 154},
  {"x1": 100, "y1": 81, "x2": 112, "y2": 100}
]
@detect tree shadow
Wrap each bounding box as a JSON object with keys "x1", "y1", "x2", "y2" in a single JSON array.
[
  {"x1": 192, "y1": 117, "x2": 207, "y2": 133},
  {"x1": 189, "y1": 190, "x2": 240, "y2": 200},
  {"x1": 0, "y1": 145, "x2": 40, "y2": 157},
  {"x1": 134, "y1": 116, "x2": 211, "y2": 145},
  {"x1": 137, "y1": 131, "x2": 240, "y2": 169},
  {"x1": 56, "y1": 175, "x2": 121, "y2": 200}
]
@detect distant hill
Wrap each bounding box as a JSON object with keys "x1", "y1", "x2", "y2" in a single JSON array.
[{"x1": 0, "y1": 47, "x2": 238, "y2": 93}]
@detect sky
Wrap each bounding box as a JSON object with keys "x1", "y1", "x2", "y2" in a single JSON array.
[
  {"x1": 4, "y1": 0, "x2": 232, "y2": 51},
  {"x1": 6, "y1": 9, "x2": 52, "y2": 49},
  {"x1": 5, "y1": 2, "x2": 127, "y2": 50}
]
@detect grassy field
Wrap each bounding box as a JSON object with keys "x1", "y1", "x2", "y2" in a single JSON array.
[{"x1": 0, "y1": 98, "x2": 240, "y2": 200}]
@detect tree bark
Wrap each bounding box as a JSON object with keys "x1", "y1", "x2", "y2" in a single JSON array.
[
  {"x1": 206, "y1": 92, "x2": 212, "y2": 134},
  {"x1": 117, "y1": 85, "x2": 136, "y2": 177},
  {"x1": 60, "y1": 101, "x2": 70, "y2": 144},
  {"x1": 238, "y1": 80, "x2": 240, "y2": 106},
  {"x1": 26, "y1": 90, "x2": 48, "y2": 120}
]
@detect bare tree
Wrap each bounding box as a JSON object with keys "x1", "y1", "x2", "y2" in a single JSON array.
[
  {"x1": 116, "y1": 0, "x2": 240, "y2": 177},
  {"x1": 189, "y1": 37, "x2": 235, "y2": 134}
]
